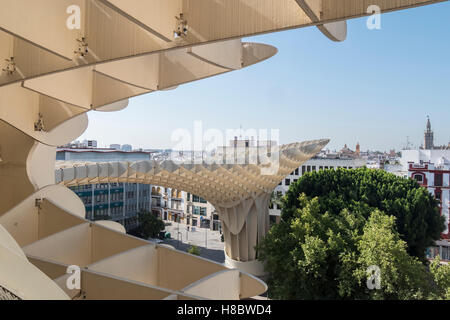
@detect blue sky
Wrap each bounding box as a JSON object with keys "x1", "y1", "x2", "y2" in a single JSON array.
[{"x1": 80, "y1": 2, "x2": 450, "y2": 152}]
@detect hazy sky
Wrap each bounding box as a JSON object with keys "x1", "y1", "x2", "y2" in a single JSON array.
[{"x1": 79, "y1": 2, "x2": 450, "y2": 152}]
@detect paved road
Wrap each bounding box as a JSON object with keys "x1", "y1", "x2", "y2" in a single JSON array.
[{"x1": 163, "y1": 223, "x2": 225, "y2": 264}]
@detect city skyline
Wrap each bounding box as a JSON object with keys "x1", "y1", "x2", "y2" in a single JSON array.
[
  {"x1": 77, "y1": 115, "x2": 443, "y2": 153},
  {"x1": 79, "y1": 3, "x2": 450, "y2": 152}
]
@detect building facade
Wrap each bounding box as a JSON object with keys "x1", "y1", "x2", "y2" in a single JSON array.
[
  {"x1": 407, "y1": 158, "x2": 450, "y2": 262},
  {"x1": 184, "y1": 193, "x2": 221, "y2": 231},
  {"x1": 57, "y1": 148, "x2": 153, "y2": 232},
  {"x1": 406, "y1": 154, "x2": 450, "y2": 240}
]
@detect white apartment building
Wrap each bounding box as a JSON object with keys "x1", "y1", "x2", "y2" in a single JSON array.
[
  {"x1": 183, "y1": 193, "x2": 220, "y2": 231},
  {"x1": 402, "y1": 150, "x2": 450, "y2": 262},
  {"x1": 403, "y1": 150, "x2": 450, "y2": 239}
]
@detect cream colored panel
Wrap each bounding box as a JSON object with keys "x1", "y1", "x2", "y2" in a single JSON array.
[
  {"x1": 159, "y1": 49, "x2": 227, "y2": 89},
  {"x1": 0, "y1": 224, "x2": 26, "y2": 260},
  {"x1": 0, "y1": 186, "x2": 86, "y2": 247},
  {"x1": 0, "y1": 83, "x2": 40, "y2": 135},
  {"x1": 0, "y1": 37, "x2": 75, "y2": 88},
  {"x1": 54, "y1": 273, "x2": 81, "y2": 299},
  {"x1": 94, "y1": 220, "x2": 126, "y2": 234},
  {"x1": 0, "y1": 121, "x2": 36, "y2": 217},
  {"x1": 26, "y1": 142, "x2": 56, "y2": 190},
  {"x1": 39, "y1": 96, "x2": 87, "y2": 132},
  {"x1": 95, "y1": 54, "x2": 160, "y2": 90},
  {"x1": 182, "y1": 0, "x2": 311, "y2": 43},
  {"x1": 157, "y1": 247, "x2": 225, "y2": 291},
  {"x1": 322, "y1": 0, "x2": 438, "y2": 20},
  {"x1": 240, "y1": 272, "x2": 268, "y2": 299},
  {"x1": 85, "y1": 0, "x2": 169, "y2": 62},
  {"x1": 0, "y1": 31, "x2": 23, "y2": 84},
  {"x1": 35, "y1": 113, "x2": 89, "y2": 148},
  {"x1": 0, "y1": 244, "x2": 69, "y2": 300},
  {"x1": 23, "y1": 67, "x2": 94, "y2": 108},
  {"x1": 89, "y1": 245, "x2": 158, "y2": 286},
  {"x1": 317, "y1": 21, "x2": 347, "y2": 42},
  {"x1": 0, "y1": 0, "x2": 83, "y2": 59},
  {"x1": 38, "y1": 199, "x2": 85, "y2": 241},
  {"x1": 0, "y1": 31, "x2": 13, "y2": 65},
  {"x1": 182, "y1": 269, "x2": 240, "y2": 300},
  {"x1": 81, "y1": 270, "x2": 178, "y2": 300},
  {"x1": 296, "y1": 0, "x2": 347, "y2": 42},
  {"x1": 296, "y1": 0, "x2": 322, "y2": 19},
  {"x1": 242, "y1": 43, "x2": 278, "y2": 67},
  {"x1": 22, "y1": 223, "x2": 92, "y2": 267},
  {"x1": 0, "y1": 84, "x2": 88, "y2": 146},
  {"x1": 95, "y1": 99, "x2": 129, "y2": 112},
  {"x1": 189, "y1": 39, "x2": 243, "y2": 70},
  {"x1": 91, "y1": 224, "x2": 147, "y2": 262},
  {"x1": 92, "y1": 72, "x2": 151, "y2": 108},
  {"x1": 27, "y1": 256, "x2": 69, "y2": 280},
  {"x1": 101, "y1": 0, "x2": 182, "y2": 41}
]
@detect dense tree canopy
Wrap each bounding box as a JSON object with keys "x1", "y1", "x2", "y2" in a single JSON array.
[
  {"x1": 257, "y1": 168, "x2": 448, "y2": 300},
  {"x1": 282, "y1": 168, "x2": 445, "y2": 259},
  {"x1": 132, "y1": 211, "x2": 165, "y2": 239}
]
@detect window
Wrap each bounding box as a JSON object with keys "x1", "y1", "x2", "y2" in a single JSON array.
[
  {"x1": 302, "y1": 166, "x2": 306, "y2": 175},
  {"x1": 193, "y1": 206, "x2": 200, "y2": 215},
  {"x1": 319, "y1": 166, "x2": 324, "y2": 170},
  {"x1": 413, "y1": 174, "x2": 423, "y2": 183},
  {"x1": 295, "y1": 168, "x2": 299, "y2": 175},
  {"x1": 285, "y1": 179, "x2": 290, "y2": 186},
  {"x1": 307, "y1": 166, "x2": 311, "y2": 172},
  {"x1": 270, "y1": 215, "x2": 277, "y2": 225},
  {"x1": 435, "y1": 191, "x2": 442, "y2": 201},
  {"x1": 435, "y1": 173, "x2": 443, "y2": 187},
  {"x1": 312, "y1": 166, "x2": 316, "y2": 171}
]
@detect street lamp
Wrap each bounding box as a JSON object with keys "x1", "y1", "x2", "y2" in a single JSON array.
[{"x1": 177, "y1": 232, "x2": 183, "y2": 248}]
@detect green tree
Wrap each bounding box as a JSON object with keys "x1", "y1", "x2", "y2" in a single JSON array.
[
  {"x1": 136, "y1": 211, "x2": 165, "y2": 239},
  {"x1": 258, "y1": 195, "x2": 446, "y2": 300},
  {"x1": 429, "y1": 257, "x2": 450, "y2": 300},
  {"x1": 283, "y1": 168, "x2": 445, "y2": 260},
  {"x1": 258, "y1": 168, "x2": 447, "y2": 300},
  {"x1": 353, "y1": 211, "x2": 432, "y2": 300}
]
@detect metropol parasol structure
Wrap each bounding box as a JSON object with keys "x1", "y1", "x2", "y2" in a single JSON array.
[{"x1": 0, "y1": 0, "x2": 445, "y2": 300}]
